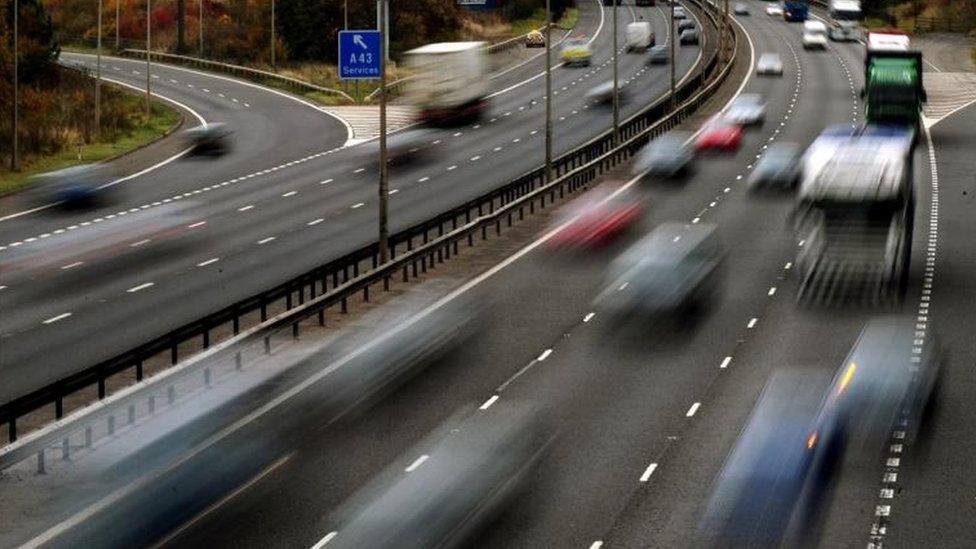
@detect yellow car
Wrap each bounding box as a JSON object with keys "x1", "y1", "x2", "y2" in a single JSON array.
[
  {"x1": 560, "y1": 37, "x2": 592, "y2": 66},
  {"x1": 525, "y1": 29, "x2": 545, "y2": 48}
]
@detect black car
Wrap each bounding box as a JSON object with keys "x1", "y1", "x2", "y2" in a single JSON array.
[
  {"x1": 678, "y1": 20, "x2": 696, "y2": 33},
  {"x1": 679, "y1": 28, "x2": 699, "y2": 45}
]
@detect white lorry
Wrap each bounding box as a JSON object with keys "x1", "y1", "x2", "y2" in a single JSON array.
[
  {"x1": 403, "y1": 42, "x2": 490, "y2": 125},
  {"x1": 828, "y1": 0, "x2": 862, "y2": 41},
  {"x1": 802, "y1": 20, "x2": 829, "y2": 49},
  {"x1": 626, "y1": 22, "x2": 654, "y2": 52}
]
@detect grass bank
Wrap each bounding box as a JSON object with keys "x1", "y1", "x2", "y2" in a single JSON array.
[{"x1": 0, "y1": 91, "x2": 181, "y2": 197}]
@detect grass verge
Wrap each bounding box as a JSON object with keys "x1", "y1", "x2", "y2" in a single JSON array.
[{"x1": 0, "y1": 93, "x2": 181, "y2": 197}]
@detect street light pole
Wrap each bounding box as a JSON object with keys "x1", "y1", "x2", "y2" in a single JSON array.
[
  {"x1": 146, "y1": 0, "x2": 151, "y2": 115},
  {"x1": 344, "y1": 0, "x2": 348, "y2": 29},
  {"x1": 115, "y1": 0, "x2": 120, "y2": 49},
  {"x1": 612, "y1": 0, "x2": 619, "y2": 146},
  {"x1": 670, "y1": 0, "x2": 676, "y2": 109},
  {"x1": 270, "y1": 0, "x2": 275, "y2": 70},
  {"x1": 11, "y1": 0, "x2": 19, "y2": 171},
  {"x1": 199, "y1": 0, "x2": 203, "y2": 56},
  {"x1": 378, "y1": 0, "x2": 389, "y2": 263},
  {"x1": 96, "y1": 0, "x2": 103, "y2": 133},
  {"x1": 544, "y1": 0, "x2": 552, "y2": 183}
]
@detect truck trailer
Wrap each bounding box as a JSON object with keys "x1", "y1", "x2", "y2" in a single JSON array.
[
  {"x1": 403, "y1": 42, "x2": 490, "y2": 125},
  {"x1": 863, "y1": 31, "x2": 926, "y2": 131}
]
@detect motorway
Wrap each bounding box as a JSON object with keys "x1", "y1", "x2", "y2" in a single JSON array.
[
  {"x1": 3, "y1": 0, "x2": 974, "y2": 547},
  {"x1": 0, "y1": 0, "x2": 703, "y2": 404}
]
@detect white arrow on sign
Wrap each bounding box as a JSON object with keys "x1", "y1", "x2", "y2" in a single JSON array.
[{"x1": 353, "y1": 34, "x2": 368, "y2": 50}]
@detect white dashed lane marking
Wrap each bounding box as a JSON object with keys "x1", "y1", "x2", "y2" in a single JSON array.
[
  {"x1": 42, "y1": 312, "x2": 72, "y2": 325},
  {"x1": 126, "y1": 282, "x2": 155, "y2": 293}
]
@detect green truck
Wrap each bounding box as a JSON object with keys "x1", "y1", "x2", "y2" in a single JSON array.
[{"x1": 863, "y1": 31, "x2": 927, "y2": 131}]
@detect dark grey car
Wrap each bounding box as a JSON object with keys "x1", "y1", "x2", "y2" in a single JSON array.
[
  {"x1": 648, "y1": 44, "x2": 670, "y2": 64},
  {"x1": 748, "y1": 143, "x2": 802, "y2": 190},
  {"x1": 632, "y1": 134, "x2": 695, "y2": 178}
]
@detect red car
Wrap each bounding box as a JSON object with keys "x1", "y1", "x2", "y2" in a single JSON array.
[
  {"x1": 695, "y1": 120, "x2": 744, "y2": 152},
  {"x1": 547, "y1": 189, "x2": 645, "y2": 251}
]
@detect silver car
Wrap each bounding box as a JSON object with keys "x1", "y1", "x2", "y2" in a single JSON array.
[
  {"x1": 756, "y1": 53, "x2": 784, "y2": 76},
  {"x1": 748, "y1": 143, "x2": 802, "y2": 190},
  {"x1": 632, "y1": 134, "x2": 695, "y2": 178},
  {"x1": 649, "y1": 44, "x2": 670, "y2": 64},
  {"x1": 725, "y1": 93, "x2": 766, "y2": 126}
]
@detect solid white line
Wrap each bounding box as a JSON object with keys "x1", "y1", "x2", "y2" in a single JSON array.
[
  {"x1": 686, "y1": 402, "x2": 701, "y2": 417},
  {"x1": 639, "y1": 462, "x2": 658, "y2": 482},
  {"x1": 42, "y1": 313, "x2": 73, "y2": 325},
  {"x1": 257, "y1": 237, "x2": 276, "y2": 244},
  {"x1": 537, "y1": 349, "x2": 553, "y2": 361},
  {"x1": 310, "y1": 532, "x2": 338, "y2": 549},
  {"x1": 480, "y1": 395, "x2": 500, "y2": 410},
  {"x1": 127, "y1": 282, "x2": 155, "y2": 293},
  {"x1": 719, "y1": 356, "x2": 732, "y2": 369},
  {"x1": 404, "y1": 454, "x2": 429, "y2": 473},
  {"x1": 197, "y1": 257, "x2": 220, "y2": 267}
]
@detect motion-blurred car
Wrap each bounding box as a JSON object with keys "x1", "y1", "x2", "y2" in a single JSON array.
[
  {"x1": 594, "y1": 222, "x2": 724, "y2": 320},
  {"x1": 695, "y1": 118, "x2": 744, "y2": 152},
  {"x1": 673, "y1": 6, "x2": 687, "y2": 19},
  {"x1": 677, "y1": 20, "x2": 696, "y2": 33},
  {"x1": 561, "y1": 37, "x2": 592, "y2": 66},
  {"x1": 803, "y1": 20, "x2": 829, "y2": 49},
  {"x1": 748, "y1": 143, "x2": 802, "y2": 190},
  {"x1": 766, "y1": 2, "x2": 784, "y2": 16},
  {"x1": 648, "y1": 44, "x2": 670, "y2": 64},
  {"x1": 626, "y1": 21, "x2": 655, "y2": 52},
  {"x1": 585, "y1": 81, "x2": 626, "y2": 105},
  {"x1": 696, "y1": 368, "x2": 844, "y2": 547},
  {"x1": 183, "y1": 122, "x2": 232, "y2": 156},
  {"x1": 725, "y1": 93, "x2": 767, "y2": 126},
  {"x1": 733, "y1": 2, "x2": 750, "y2": 15},
  {"x1": 28, "y1": 164, "x2": 114, "y2": 210},
  {"x1": 358, "y1": 127, "x2": 436, "y2": 165},
  {"x1": 329, "y1": 403, "x2": 555, "y2": 549},
  {"x1": 525, "y1": 29, "x2": 545, "y2": 48},
  {"x1": 679, "y1": 28, "x2": 700, "y2": 45},
  {"x1": 546, "y1": 188, "x2": 645, "y2": 251},
  {"x1": 756, "y1": 52, "x2": 784, "y2": 75},
  {"x1": 632, "y1": 133, "x2": 695, "y2": 178}
]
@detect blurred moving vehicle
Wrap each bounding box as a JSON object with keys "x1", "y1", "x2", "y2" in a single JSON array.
[
  {"x1": 648, "y1": 44, "x2": 670, "y2": 64},
  {"x1": 747, "y1": 142, "x2": 802, "y2": 190},
  {"x1": 677, "y1": 20, "x2": 696, "y2": 33},
  {"x1": 825, "y1": 316, "x2": 942, "y2": 450},
  {"x1": 594, "y1": 222, "x2": 723, "y2": 321},
  {"x1": 766, "y1": 2, "x2": 784, "y2": 16},
  {"x1": 679, "y1": 28, "x2": 700, "y2": 45},
  {"x1": 0, "y1": 202, "x2": 203, "y2": 279},
  {"x1": 756, "y1": 52, "x2": 784, "y2": 75},
  {"x1": 635, "y1": 0, "x2": 656, "y2": 5},
  {"x1": 404, "y1": 42, "x2": 490, "y2": 125},
  {"x1": 733, "y1": 2, "x2": 750, "y2": 15},
  {"x1": 794, "y1": 125, "x2": 915, "y2": 301},
  {"x1": 828, "y1": 0, "x2": 862, "y2": 41},
  {"x1": 784, "y1": 0, "x2": 810, "y2": 22},
  {"x1": 725, "y1": 94, "x2": 767, "y2": 126},
  {"x1": 802, "y1": 20, "x2": 829, "y2": 49},
  {"x1": 673, "y1": 5, "x2": 687, "y2": 19},
  {"x1": 525, "y1": 29, "x2": 545, "y2": 48},
  {"x1": 329, "y1": 403, "x2": 555, "y2": 549},
  {"x1": 864, "y1": 30, "x2": 926, "y2": 131},
  {"x1": 586, "y1": 81, "x2": 626, "y2": 105},
  {"x1": 183, "y1": 122, "x2": 232, "y2": 156},
  {"x1": 696, "y1": 368, "x2": 844, "y2": 547},
  {"x1": 632, "y1": 133, "x2": 695, "y2": 179},
  {"x1": 358, "y1": 127, "x2": 436, "y2": 165},
  {"x1": 695, "y1": 117, "x2": 744, "y2": 152},
  {"x1": 546, "y1": 188, "x2": 645, "y2": 251},
  {"x1": 626, "y1": 21, "x2": 655, "y2": 52},
  {"x1": 561, "y1": 37, "x2": 593, "y2": 66},
  {"x1": 28, "y1": 164, "x2": 115, "y2": 210}
]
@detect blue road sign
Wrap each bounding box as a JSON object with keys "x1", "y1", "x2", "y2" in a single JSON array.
[{"x1": 339, "y1": 30, "x2": 382, "y2": 80}]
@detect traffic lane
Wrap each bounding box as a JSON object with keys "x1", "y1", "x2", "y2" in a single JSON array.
[
  {"x1": 0, "y1": 53, "x2": 348, "y2": 240},
  {"x1": 0, "y1": 15, "x2": 704, "y2": 379},
  {"x1": 876, "y1": 103, "x2": 976, "y2": 547}
]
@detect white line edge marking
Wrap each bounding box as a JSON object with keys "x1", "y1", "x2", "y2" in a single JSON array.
[
  {"x1": 480, "y1": 395, "x2": 500, "y2": 410},
  {"x1": 404, "y1": 454, "x2": 429, "y2": 473},
  {"x1": 310, "y1": 531, "x2": 338, "y2": 549},
  {"x1": 537, "y1": 348, "x2": 553, "y2": 361},
  {"x1": 639, "y1": 462, "x2": 658, "y2": 482}
]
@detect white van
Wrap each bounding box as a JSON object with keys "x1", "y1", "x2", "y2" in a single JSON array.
[
  {"x1": 626, "y1": 22, "x2": 654, "y2": 52},
  {"x1": 802, "y1": 20, "x2": 828, "y2": 49}
]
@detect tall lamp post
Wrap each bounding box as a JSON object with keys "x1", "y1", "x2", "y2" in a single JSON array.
[
  {"x1": 146, "y1": 0, "x2": 152, "y2": 115},
  {"x1": 270, "y1": 0, "x2": 276, "y2": 70},
  {"x1": 115, "y1": 0, "x2": 120, "y2": 49},
  {"x1": 378, "y1": 0, "x2": 390, "y2": 262},
  {"x1": 11, "y1": 0, "x2": 19, "y2": 171},
  {"x1": 544, "y1": 0, "x2": 552, "y2": 183},
  {"x1": 612, "y1": 0, "x2": 619, "y2": 145},
  {"x1": 199, "y1": 0, "x2": 204, "y2": 56},
  {"x1": 670, "y1": 0, "x2": 676, "y2": 109},
  {"x1": 96, "y1": 0, "x2": 103, "y2": 133}
]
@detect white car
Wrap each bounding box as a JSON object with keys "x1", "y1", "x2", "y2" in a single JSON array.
[
  {"x1": 733, "y1": 2, "x2": 750, "y2": 15},
  {"x1": 802, "y1": 21, "x2": 829, "y2": 49},
  {"x1": 673, "y1": 6, "x2": 687, "y2": 19},
  {"x1": 765, "y1": 3, "x2": 783, "y2": 16},
  {"x1": 725, "y1": 94, "x2": 766, "y2": 126},
  {"x1": 756, "y1": 53, "x2": 783, "y2": 75}
]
